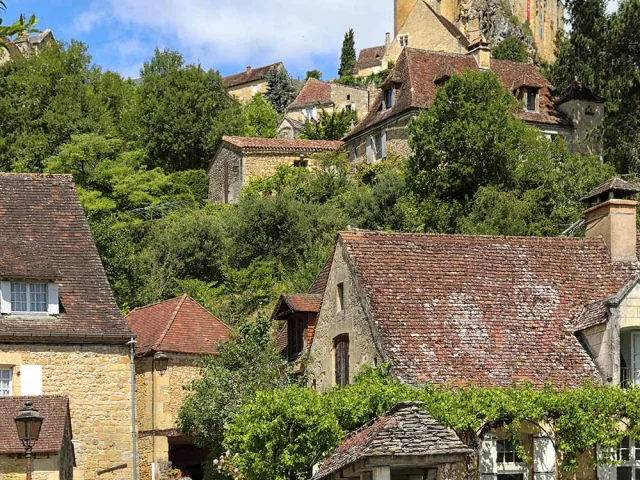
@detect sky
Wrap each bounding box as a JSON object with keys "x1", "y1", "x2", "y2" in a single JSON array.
[{"x1": 3, "y1": 0, "x2": 393, "y2": 80}]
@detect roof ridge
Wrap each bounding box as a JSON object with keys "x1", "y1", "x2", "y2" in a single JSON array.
[
  {"x1": 181, "y1": 294, "x2": 232, "y2": 331},
  {"x1": 153, "y1": 294, "x2": 188, "y2": 351},
  {"x1": 125, "y1": 296, "x2": 184, "y2": 319}
]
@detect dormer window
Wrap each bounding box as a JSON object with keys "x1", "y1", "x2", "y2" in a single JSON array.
[
  {"x1": 524, "y1": 87, "x2": 539, "y2": 112},
  {"x1": 1, "y1": 281, "x2": 59, "y2": 315},
  {"x1": 384, "y1": 88, "x2": 394, "y2": 109},
  {"x1": 400, "y1": 35, "x2": 409, "y2": 47}
]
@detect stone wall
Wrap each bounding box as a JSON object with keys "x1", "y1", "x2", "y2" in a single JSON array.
[
  {"x1": 0, "y1": 344, "x2": 133, "y2": 480},
  {"x1": 0, "y1": 455, "x2": 61, "y2": 480},
  {"x1": 243, "y1": 153, "x2": 320, "y2": 185},
  {"x1": 557, "y1": 100, "x2": 605, "y2": 156},
  {"x1": 348, "y1": 116, "x2": 413, "y2": 164},
  {"x1": 308, "y1": 241, "x2": 381, "y2": 392},
  {"x1": 135, "y1": 354, "x2": 205, "y2": 480},
  {"x1": 228, "y1": 80, "x2": 268, "y2": 104},
  {"x1": 330, "y1": 84, "x2": 370, "y2": 120},
  {"x1": 207, "y1": 146, "x2": 242, "y2": 204}
]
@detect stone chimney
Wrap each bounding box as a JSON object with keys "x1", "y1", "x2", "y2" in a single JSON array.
[
  {"x1": 246, "y1": 66, "x2": 252, "y2": 74},
  {"x1": 582, "y1": 178, "x2": 640, "y2": 262},
  {"x1": 467, "y1": 37, "x2": 491, "y2": 70},
  {"x1": 385, "y1": 32, "x2": 391, "y2": 47}
]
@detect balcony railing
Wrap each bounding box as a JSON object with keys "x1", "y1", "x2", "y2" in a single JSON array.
[{"x1": 620, "y1": 367, "x2": 640, "y2": 388}]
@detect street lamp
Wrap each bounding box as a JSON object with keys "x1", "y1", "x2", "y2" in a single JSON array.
[
  {"x1": 14, "y1": 402, "x2": 43, "y2": 480},
  {"x1": 152, "y1": 351, "x2": 169, "y2": 375}
]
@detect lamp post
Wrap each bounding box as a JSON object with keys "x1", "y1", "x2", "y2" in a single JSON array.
[{"x1": 14, "y1": 402, "x2": 43, "y2": 480}]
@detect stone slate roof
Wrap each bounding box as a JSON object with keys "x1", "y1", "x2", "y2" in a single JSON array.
[
  {"x1": 337, "y1": 230, "x2": 640, "y2": 387},
  {"x1": 14, "y1": 29, "x2": 54, "y2": 46},
  {"x1": 346, "y1": 48, "x2": 570, "y2": 140},
  {"x1": 223, "y1": 62, "x2": 282, "y2": 88},
  {"x1": 289, "y1": 78, "x2": 333, "y2": 109},
  {"x1": 356, "y1": 45, "x2": 387, "y2": 70},
  {"x1": 580, "y1": 178, "x2": 640, "y2": 203},
  {"x1": 126, "y1": 294, "x2": 230, "y2": 355},
  {"x1": 313, "y1": 402, "x2": 471, "y2": 480},
  {"x1": 556, "y1": 79, "x2": 605, "y2": 105},
  {"x1": 222, "y1": 136, "x2": 343, "y2": 153},
  {"x1": 0, "y1": 174, "x2": 130, "y2": 343},
  {"x1": 0, "y1": 396, "x2": 72, "y2": 455}
]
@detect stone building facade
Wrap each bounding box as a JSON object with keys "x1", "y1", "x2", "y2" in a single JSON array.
[
  {"x1": 0, "y1": 174, "x2": 135, "y2": 480},
  {"x1": 277, "y1": 177, "x2": 640, "y2": 479},
  {"x1": 0, "y1": 30, "x2": 55, "y2": 66},
  {"x1": 127, "y1": 295, "x2": 231, "y2": 480},
  {"x1": 208, "y1": 136, "x2": 343, "y2": 204},
  {"x1": 222, "y1": 63, "x2": 282, "y2": 104}
]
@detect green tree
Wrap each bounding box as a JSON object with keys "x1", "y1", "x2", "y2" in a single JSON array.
[
  {"x1": 299, "y1": 108, "x2": 357, "y2": 140},
  {"x1": 338, "y1": 29, "x2": 357, "y2": 78},
  {"x1": 224, "y1": 386, "x2": 343, "y2": 480},
  {"x1": 492, "y1": 37, "x2": 528, "y2": 62},
  {"x1": 265, "y1": 65, "x2": 297, "y2": 113},
  {"x1": 136, "y1": 48, "x2": 243, "y2": 172},
  {"x1": 0, "y1": 0, "x2": 39, "y2": 58},
  {"x1": 241, "y1": 93, "x2": 279, "y2": 138},
  {"x1": 305, "y1": 69, "x2": 322, "y2": 80}
]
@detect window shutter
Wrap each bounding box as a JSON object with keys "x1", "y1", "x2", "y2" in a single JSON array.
[
  {"x1": 534, "y1": 434, "x2": 556, "y2": 480},
  {"x1": 21, "y1": 365, "x2": 43, "y2": 396},
  {"x1": 381, "y1": 130, "x2": 388, "y2": 159},
  {"x1": 479, "y1": 435, "x2": 497, "y2": 480},
  {"x1": 47, "y1": 283, "x2": 59, "y2": 315},
  {"x1": 597, "y1": 445, "x2": 617, "y2": 480},
  {"x1": 366, "y1": 137, "x2": 373, "y2": 164},
  {"x1": 0, "y1": 281, "x2": 10, "y2": 314}
]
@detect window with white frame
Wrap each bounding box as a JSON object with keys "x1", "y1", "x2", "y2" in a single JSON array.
[
  {"x1": 0, "y1": 368, "x2": 11, "y2": 396},
  {"x1": 497, "y1": 439, "x2": 527, "y2": 479},
  {"x1": 524, "y1": 88, "x2": 539, "y2": 112},
  {"x1": 400, "y1": 35, "x2": 409, "y2": 47},
  {"x1": 617, "y1": 436, "x2": 640, "y2": 480},
  {"x1": 11, "y1": 282, "x2": 47, "y2": 312}
]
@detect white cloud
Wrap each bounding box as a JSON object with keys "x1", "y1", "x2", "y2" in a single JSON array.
[{"x1": 75, "y1": 0, "x2": 392, "y2": 75}]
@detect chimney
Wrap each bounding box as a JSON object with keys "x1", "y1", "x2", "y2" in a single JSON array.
[
  {"x1": 582, "y1": 178, "x2": 640, "y2": 262},
  {"x1": 385, "y1": 32, "x2": 391, "y2": 47},
  {"x1": 246, "y1": 66, "x2": 252, "y2": 74},
  {"x1": 467, "y1": 37, "x2": 491, "y2": 70}
]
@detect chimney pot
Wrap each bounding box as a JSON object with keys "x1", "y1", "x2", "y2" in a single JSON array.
[
  {"x1": 246, "y1": 66, "x2": 252, "y2": 74},
  {"x1": 385, "y1": 32, "x2": 391, "y2": 46}
]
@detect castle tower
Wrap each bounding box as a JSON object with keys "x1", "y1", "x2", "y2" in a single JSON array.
[{"x1": 395, "y1": 0, "x2": 419, "y2": 36}]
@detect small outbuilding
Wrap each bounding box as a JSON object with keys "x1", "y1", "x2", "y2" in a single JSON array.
[{"x1": 313, "y1": 402, "x2": 471, "y2": 480}]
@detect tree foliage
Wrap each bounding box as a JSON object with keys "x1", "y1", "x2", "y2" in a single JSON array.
[
  {"x1": 492, "y1": 37, "x2": 528, "y2": 62},
  {"x1": 241, "y1": 93, "x2": 279, "y2": 138},
  {"x1": 299, "y1": 108, "x2": 357, "y2": 140},
  {"x1": 338, "y1": 29, "x2": 357, "y2": 78},
  {"x1": 305, "y1": 69, "x2": 322, "y2": 80},
  {"x1": 265, "y1": 65, "x2": 297, "y2": 114}
]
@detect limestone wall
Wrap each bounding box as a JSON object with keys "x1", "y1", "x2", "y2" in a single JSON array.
[
  {"x1": 242, "y1": 152, "x2": 320, "y2": 184},
  {"x1": 0, "y1": 344, "x2": 133, "y2": 480},
  {"x1": 207, "y1": 146, "x2": 242, "y2": 204},
  {"x1": 557, "y1": 100, "x2": 605, "y2": 156},
  {"x1": 308, "y1": 241, "x2": 380, "y2": 392},
  {"x1": 348, "y1": 116, "x2": 413, "y2": 164},
  {"x1": 229, "y1": 80, "x2": 268, "y2": 104},
  {"x1": 0, "y1": 456, "x2": 60, "y2": 480},
  {"x1": 330, "y1": 84, "x2": 370, "y2": 120}
]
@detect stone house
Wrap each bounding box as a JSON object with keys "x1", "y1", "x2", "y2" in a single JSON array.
[
  {"x1": 0, "y1": 174, "x2": 135, "y2": 480},
  {"x1": 281, "y1": 78, "x2": 370, "y2": 129},
  {"x1": 313, "y1": 402, "x2": 471, "y2": 480},
  {"x1": 277, "y1": 117, "x2": 305, "y2": 139},
  {"x1": 222, "y1": 63, "x2": 282, "y2": 104},
  {"x1": 279, "y1": 177, "x2": 640, "y2": 479},
  {"x1": 0, "y1": 29, "x2": 55, "y2": 65},
  {"x1": 346, "y1": 47, "x2": 604, "y2": 164},
  {"x1": 0, "y1": 396, "x2": 75, "y2": 480},
  {"x1": 207, "y1": 136, "x2": 343, "y2": 204},
  {"x1": 126, "y1": 294, "x2": 231, "y2": 480}
]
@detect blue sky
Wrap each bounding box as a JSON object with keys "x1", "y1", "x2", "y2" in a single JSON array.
[{"x1": 3, "y1": 0, "x2": 393, "y2": 80}]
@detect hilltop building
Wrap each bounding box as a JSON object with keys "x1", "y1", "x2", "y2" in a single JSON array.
[
  {"x1": 0, "y1": 174, "x2": 135, "y2": 480},
  {"x1": 345, "y1": 48, "x2": 604, "y2": 164},
  {"x1": 126, "y1": 295, "x2": 231, "y2": 480},
  {"x1": 0, "y1": 29, "x2": 55, "y2": 65},
  {"x1": 277, "y1": 177, "x2": 640, "y2": 479},
  {"x1": 222, "y1": 63, "x2": 283, "y2": 103}
]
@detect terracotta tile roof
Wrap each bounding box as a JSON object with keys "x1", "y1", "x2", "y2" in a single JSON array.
[
  {"x1": 338, "y1": 230, "x2": 640, "y2": 388},
  {"x1": 223, "y1": 62, "x2": 282, "y2": 88},
  {"x1": 556, "y1": 79, "x2": 605, "y2": 105},
  {"x1": 0, "y1": 396, "x2": 72, "y2": 455},
  {"x1": 282, "y1": 294, "x2": 322, "y2": 313},
  {"x1": 275, "y1": 325, "x2": 288, "y2": 353},
  {"x1": 289, "y1": 78, "x2": 333, "y2": 109},
  {"x1": 126, "y1": 294, "x2": 230, "y2": 355},
  {"x1": 313, "y1": 402, "x2": 471, "y2": 480},
  {"x1": 222, "y1": 136, "x2": 343, "y2": 153},
  {"x1": 356, "y1": 45, "x2": 387, "y2": 70},
  {"x1": 0, "y1": 174, "x2": 130, "y2": 342},
  {"x1": 346, "y1": 48, "x2": 570, "y2": 140},
  {"x1": 580, "y1": 178, "x2": 640, "y2": 203},
  {"x1": 308, "y1": 251, "x2": 335, "y2": 296},
  {"x1": 571, "y1": 300, "x2": 608, "y2": 332}
]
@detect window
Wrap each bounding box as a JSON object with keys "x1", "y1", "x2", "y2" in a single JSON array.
[
  {"x1": 400, "y1": 35, "x2": 409, "y2": 47},
  {"x1": 293, "y1": 159, "x2": 308, "y2": 168},
  {"x1": 287, "y1": 318, "x2": 306, "y2": 361},
  {"x1": 524, "y1": 88, "x2": 538, "y2": 112},
  {"x1": 617, "y1": 437, "x2": 640, "y2": 479},
  {"x1": 0, "y1": 368, "x2": 11, "y2": 396},
  {"x1": 496, "y1": 438, "x2": 527, "y2": 479},
  {"x1": 498, "y1": 475, "x2": 524, "y2": 480},
  {"x1": 497, "y1": 439, "x2": 523, "y2": 464},
  {"x1": 337, "y1": 283, "x2": 344, "y2": 312},
  {"x1": 373, "y1": 132, "x2": 387, "y2": 161},
  {"x1": 334, "y1": 334, "x2": 349, "y2": 387},
  {"x1": 346, "y1": 94, "x2": 351, "y2": 101},
  {"x1": 384, "y1": 89, "x2": 394, "y2": 109},
  {"x1": 10, "y1": 283, "x2": 47, "y2": 312}
]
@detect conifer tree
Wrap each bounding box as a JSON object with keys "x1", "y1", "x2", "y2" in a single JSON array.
[
  {"x1": 338, "y1": 29, "x2": 357, "y2": 78},
  {"x1": 265, "y1": 65, "x2": 297, "y2": 113}
]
